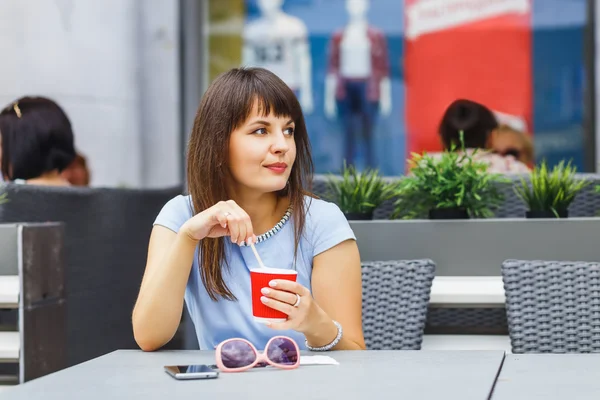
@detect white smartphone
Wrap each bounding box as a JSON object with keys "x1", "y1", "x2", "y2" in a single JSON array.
[{"x1": 164, "y1": 364, "x2": 219, "y2": 380}]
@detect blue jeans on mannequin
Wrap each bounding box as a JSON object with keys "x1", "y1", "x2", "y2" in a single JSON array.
[{"x1": 336, "y1": 79, "x2": 379, "y2": 169}]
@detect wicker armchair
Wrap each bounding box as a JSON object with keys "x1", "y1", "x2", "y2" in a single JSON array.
[
  {"x1": 502, "y1": 259, "x2": 600, "y2": 353},
  {"x1": 362, "y1": 259, "x2": 435, "y2": 350}
]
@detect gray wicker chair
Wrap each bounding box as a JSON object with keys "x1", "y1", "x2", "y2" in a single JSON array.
[
  {"x1": 502, "y1": 259, "x2": 600, "y2": 353},
  {"x1": 362, "y1": 259, "x2": 435, "y2": 350},
  {"x1": 489, "y1": 175, "x2": 526, "y2": 218},
  {"x1": 0, "y1": 183, "x2": 184, "y2": 365},
  {"x1": 567, "y1": 174, "x2": 600, "y2": 217}
]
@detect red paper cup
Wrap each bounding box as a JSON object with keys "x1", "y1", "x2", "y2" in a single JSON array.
[{"x1": 250, "y1": 267, "x2": 298, "y2": 323}]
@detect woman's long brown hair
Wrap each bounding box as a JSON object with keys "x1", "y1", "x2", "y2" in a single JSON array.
[{"x1": 186, "y1": 67, "x2": 314, "y2": 301}]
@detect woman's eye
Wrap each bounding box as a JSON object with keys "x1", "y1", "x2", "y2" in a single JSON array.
[
  {"x1": 253, "y1": 128, "x2": 267, "y2": 135},
  {"x1": 284, "y1": 127, "x2": 295, "y2": 136}
]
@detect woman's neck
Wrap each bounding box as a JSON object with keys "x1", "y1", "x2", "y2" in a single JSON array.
[
  {"x1": 230, "y1": 190, "x2": 290, "y2": 236},
  {"x1": 25, "y1": 170, "x2": 71, "y2": 187}
]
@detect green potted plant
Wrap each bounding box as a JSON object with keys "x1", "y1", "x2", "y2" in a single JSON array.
[
  {"x1": 325, "y1": 162, "x2": 397, "y2": 220},
  {"x1": 515, "y1": 160, "x2": 590, "y2": 218},
  {"x1": 391, "y1": 133, "x2": 507, "y2": 220}
]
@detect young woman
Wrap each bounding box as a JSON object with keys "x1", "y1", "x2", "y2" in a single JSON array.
[
  {"x1": 132, "y1": 67, "x2": 365, "y2": 352},
  {"x1": 0, "y1": 96, "x2": 76, "y2": 186}
]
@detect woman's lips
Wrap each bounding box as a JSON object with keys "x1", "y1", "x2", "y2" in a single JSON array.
[{"x1": 265, "y1": 166, "x2": 287, "y2": 174}]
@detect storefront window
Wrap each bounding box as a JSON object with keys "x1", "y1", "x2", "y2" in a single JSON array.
[{"x1": 204, "y1": 0, "x2": 590, "y2": 174}]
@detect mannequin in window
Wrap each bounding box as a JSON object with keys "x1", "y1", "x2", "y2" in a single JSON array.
[
  {"x1": 325, "y1": 0, "x2": 391, "y2": 169},
  {"x1": 243, "y1": 0, "x2": 313, "y2": 114}
]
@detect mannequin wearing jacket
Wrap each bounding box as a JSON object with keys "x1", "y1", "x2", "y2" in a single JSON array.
[{"x1": 325, "y1": 0, "x2": 391, "y2": 168}]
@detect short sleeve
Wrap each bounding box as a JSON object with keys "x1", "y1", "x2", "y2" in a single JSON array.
[
  {"x1": 153, "y1": 195, "x2": 194, "y2": 233},
  {"x1": 308, "y1": 199, "x2": 356, "y2": 257}
]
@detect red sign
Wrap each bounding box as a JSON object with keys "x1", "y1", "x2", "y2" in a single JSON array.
[{"x1": 404, "y1": 0, "x2": 532, "y2": 155}]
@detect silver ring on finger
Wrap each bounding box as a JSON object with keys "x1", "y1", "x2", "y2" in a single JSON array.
[{"x1": 292, "y1": 294, "x2": 301, "y2": 308}]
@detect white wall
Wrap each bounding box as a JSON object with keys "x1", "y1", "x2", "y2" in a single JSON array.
[
  {"x1": 0, "y1": 0, "x2": 182, "y2": 188},
  {"x1": 138, "y1": 0, "x2": 182, "y2": 188}
]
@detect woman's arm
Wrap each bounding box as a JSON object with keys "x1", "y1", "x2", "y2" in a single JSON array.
[
  {"x1": 261, "y1": 238, "x2": 365, "y2": 349},
  {"x1": 132, "y1": 226, "x2": 198, "y2": 351},
  {"x1": 132, "y1": 199, "x2": 255, "y2": 352},
  {"x1": 307, "y1": 239, "x2": 366, "y2": 350}
]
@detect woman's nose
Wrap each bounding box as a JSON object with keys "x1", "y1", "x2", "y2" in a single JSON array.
[{"x1": 271, "y1": 131, "x2": 290, "y2": 153}]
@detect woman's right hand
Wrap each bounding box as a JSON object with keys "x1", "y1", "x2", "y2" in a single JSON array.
[{"x1": 180, "y1": 200, "x2": 255, "y2": 245}]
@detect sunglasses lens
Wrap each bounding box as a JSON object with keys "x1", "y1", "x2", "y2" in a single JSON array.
[
  {"x1": 266, "y1": 337, "x2": 298, "y2": 366},
  {"x1": 504, "y1": 149, "x2": 521, "y2": 158},
  {"x1": 220, "y1": 340, "x2": 256, "y2": 369}
]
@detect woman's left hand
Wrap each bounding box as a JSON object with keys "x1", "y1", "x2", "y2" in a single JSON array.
[{"x1": 259, "y1": 279, "x2": 320, "y2": 333}]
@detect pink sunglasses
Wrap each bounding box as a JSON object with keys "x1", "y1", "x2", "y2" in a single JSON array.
[{"x1": 215, "y1": 336, "x2": 300, "y2": 372}]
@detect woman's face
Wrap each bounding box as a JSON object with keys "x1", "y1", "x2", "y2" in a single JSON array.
[
  {"x1": 492, "y1": 131, "x2": 527, "y2": 163},
  {"x1": 228, "y1": 101, "x2": 296, "y2": 195}
]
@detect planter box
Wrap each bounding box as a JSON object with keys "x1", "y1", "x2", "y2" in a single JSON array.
[
  {"x1": 314, "y1": 174, "x2": 600, "y2": 219},
  {"x1": 350, "y1": 218, "x2": 600, "y2": 276}
]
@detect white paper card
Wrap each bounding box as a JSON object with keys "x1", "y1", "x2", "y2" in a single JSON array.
[{"x1": 300, "y1": 355, "x2": 340, "y2": 366}]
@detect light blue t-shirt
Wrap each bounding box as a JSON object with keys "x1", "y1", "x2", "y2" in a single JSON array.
[{"x1": 153, "y1": 195, "x2": 356, "y2": 350}]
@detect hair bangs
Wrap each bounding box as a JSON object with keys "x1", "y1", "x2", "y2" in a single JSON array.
[{"x1": 229, "y1": 70, "x2": 301, "y2": 131}]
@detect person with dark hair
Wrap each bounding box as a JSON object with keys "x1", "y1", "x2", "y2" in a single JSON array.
[
  {"x1": 133, "y1": 67, "x2": 365, "y2": 352},
  {"x1": 438, "y1": 98, "x2": 498, "y2": 150},
  {"x1": 0, "y1": 96, "x2": 76, "y2": 185},
  {"x1": 434, "y1": 99, "x2": 530, "y2": 174}
]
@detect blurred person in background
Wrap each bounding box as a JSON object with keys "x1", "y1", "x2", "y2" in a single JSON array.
[
  {"x1": 62, "y1": 152, "x2": 91, "y2": 186},
  {"x1": 437, "y1": 99, "x2": 530, "y2": 174},
  {"x1": 0, "y1": 96, "x2": 76, "y2": 186},
  {"x1": 490, "y1": 123, "x2": 534, "y2": 169}
]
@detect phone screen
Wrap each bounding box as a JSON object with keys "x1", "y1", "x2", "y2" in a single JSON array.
[
  {"x1": 165, "y1": 364, "x2": 219, "y2": 380},
  {"x1": 175, "y1": 365, "x2": 215, "y2": 374}
]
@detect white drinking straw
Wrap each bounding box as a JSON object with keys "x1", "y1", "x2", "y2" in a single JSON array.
[{"x1": 249, "y1": 242, "x2": 267, "y2": 269}]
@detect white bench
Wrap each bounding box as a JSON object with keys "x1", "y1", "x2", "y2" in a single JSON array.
[
  {"x1": 426, "y1": 276, "x2": 509, "y2": 351},
  {"x1": 430, "y1": 276, "x2": 505, "y2": 307},
  {"x1": 0, "y1": 276, "x2": 19, "y2": 363}
]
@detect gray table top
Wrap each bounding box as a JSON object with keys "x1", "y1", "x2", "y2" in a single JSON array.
[
  {"x1": 3, "y1": 350, "x2": 505, "y2": 400},
  {"x1": 492, "y1": 354, "x2": 600, "y2": 400}
]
